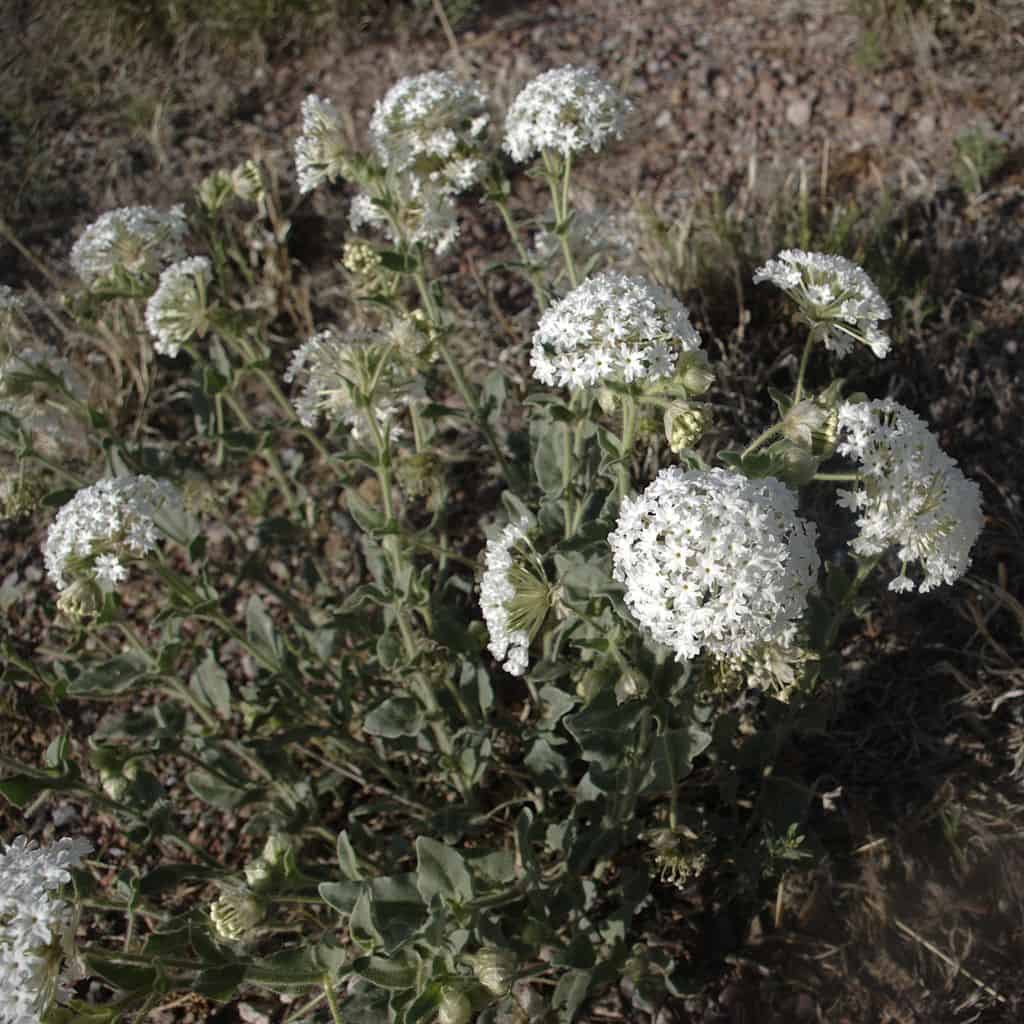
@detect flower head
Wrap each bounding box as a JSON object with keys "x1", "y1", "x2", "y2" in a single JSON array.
[
  {"x1": 530, "y1": 271, "x2": 702, "y2": 390},
  {"x1": 479, "y1": 516, "x2": 550, "y2": 677},
  {"x1": 610, "y1": 468, "x2": 820, "y2": 660},
  {"x1": 504, "y1": 66, "x2": 631, "y2": 164},
  {"x1": 370, "y1": 72, "x2": 489, "y2": 193},
  {"x1": 835, "y1": 399, "x2": 983, "y2": 592},
  {"x1": 294, "y1": 95, "x2": 350, "y2": 194},
  {"x1": 753, "y1": 249, "x2": 892, "y2": 358},
  {"x1": 349, "y1": 175, "x2": 460, "y2": 255},
  {"x1": 70, "y1": 205, "x2": 187, "y2": 285},
  {"x1": 210, "y1": 890, "x2": 265, "y2": 943},
  {"x1": 144, "y1": 256, "x2": 212, "y2": 357},
  {"x1": 0, "y1": 834, "x2": 92, "y2": 1024},
  {"x1": 43, "y1": 475, "x2": 182, "y2": 593}
]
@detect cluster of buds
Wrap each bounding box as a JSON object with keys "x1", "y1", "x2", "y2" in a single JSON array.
[
  {"x1": 198, "y1": 159, "x2": 267, "y2": 214},
  {"x1": 209, "y1": 889, "x2": 265, "y2": 943}
]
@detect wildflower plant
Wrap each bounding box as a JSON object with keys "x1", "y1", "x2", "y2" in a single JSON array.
[{"x1": 0, "y1": 62, "x2": 988, "y2": 1024}]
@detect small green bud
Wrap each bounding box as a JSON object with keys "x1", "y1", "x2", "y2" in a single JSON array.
[
  {"x1": 395, "y1": 451, "x2": 444, "y2": 499},
  {"x1": 437, "y1": 986, "x2": 472, "y2": 1024},
  {"x1": 198, "y1": 169, "x2": 234, "y2": 213},
  {"x1": 675, "y1": 350, "x2": 714, "y2": 395},
  {"x1": 342, "y1": 240, "x2": 382, "y2": 279},
  {"x1": 596, "y1": 387, "x2": 617, "y2": 414},
  {"x1": 231, "y1": 160, "x2": 265, "y2": 204}
]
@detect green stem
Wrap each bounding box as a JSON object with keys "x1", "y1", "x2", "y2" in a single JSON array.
[
  {"x1": 324, "y1": 976, "x2": 344, "y2": 1024},
  {"x1": 616, "y1": 395, "x2": 638, "y2": 500},
  {"x1": 813, "y1": 471, "x2": 861, "y2": 482},
  {"x1": 792, "y1": 327, "x2": 817, "y2": 405},
  {"x1": 661, "y1": 728, "x2": 679, "y2": 831},
  {"x1": 741, "y1": 422, "x2": 783, "y2": 459},
  {"x1": 492, "y1": 195, "x2": 548, "y2": 311}
]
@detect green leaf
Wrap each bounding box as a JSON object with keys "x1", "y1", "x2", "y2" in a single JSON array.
[
  {"x1": 532, "y1": 420, "x2": 566, "y2": 497},
  {"x1": 42, "y1": 488, "x2": 77, "y2": 508},
  {"x1": 139, "y1": 863, "x2": 225, "y2": 897},
  {"x1": 349, "y1": 888, "x2": 382, "y2": 951},
  {"x1": 553, "y1": 968, "x2": 592, "y2": 1022},
  {"x1": 364, "y1": 697, "x2": 425, "y2": 739},
  {"x1": 648, "y1": 725, "x2": 713, "y2": 793},
  {"x1": 414, "y1": 836, "x2": 473, "y2": 906},
  {"x1": 194, "y1": 963, "x2": 246, "y2": 1002},
  {"x1": 337, "y1": 830, "x2": 364, "y2": 881},
  {"x1": 564, "y1": 690, "x2": 646, "y2": 769},
  {"x1": 68, "y1": 655, "x2": 148, "y2": 696},
  {"x1": 0, "y1": 768, "x2": 78, "y2": 807},
  {"x1": 353, "y1": 954, "x2": 419, "y2": 990},
  {"x1": 246, "y1": 596, "x2": 282, "y2": 661},
  {"x1": 319, "y1": 880, "x2": 364, "y2": 914},
  {"x1": 346, "y1": 486, "x2": 385, "y2": 533},
  {"x1": 82, "y1": 954, "x2": 157, "y2": 992},
  {"x1": 368, "y1": 874, "x2": 427, "y2": 954},
  {"x1": 190, "y1": 652, "x2": 231, "y2": 718},
  {"x1": 185, "y1": 769, "x2": 248, "y2": 810}
]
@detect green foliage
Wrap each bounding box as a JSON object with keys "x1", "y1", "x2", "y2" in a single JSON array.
[{"x1": 953, "y1": 124, "x2": 1009, "y2": 196}]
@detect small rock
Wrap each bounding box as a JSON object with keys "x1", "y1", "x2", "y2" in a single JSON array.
[
  {"x1": 786, "y1": 97, "x2": 813, "y2": 128},
  {"x1": 655, "y1": 109, "x2": 673, "y2": 129},
  {"x1": 915, "y1": 112, "x2": 936, "y2": 137}
]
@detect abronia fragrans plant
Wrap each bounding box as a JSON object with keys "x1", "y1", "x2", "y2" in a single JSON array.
[{"x1": 1, "y1": 59, "x2": 987, "y2": 1024}]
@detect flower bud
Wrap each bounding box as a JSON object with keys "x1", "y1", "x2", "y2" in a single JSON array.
[
  {"x1": 468, "y1": 948, "x2": 517, "y2": 996},
  {"x1": 437, "y1": 986, "x2": 472, "y2": 1024},
  {"x1": 663, "y1": 402, "x2": 708, "y2": 453},
  {"x1": 56, "y1": 579, "x2": 101, "y2": 621},
  {"x1": 675, "y1": 350, "x2": 714, "y2": 395},
  {"x1": 210, "y1": 891, "x2": 265, "y2": 942},
  {"x1": 231, "y1": 160, "x2": 265, "y2": 204},
  {"x1": 198, "y1": 169, "x2": 233, "y2": 213},
  {"x1": 614, "y1": 671, "x2": 647, "y2": 704},
  {"x1": 781, "y1": 399, "x2": 838, "y2": 456},
  {"x1": 342, "y1": 240, "x2": 382, "y2": 279}
]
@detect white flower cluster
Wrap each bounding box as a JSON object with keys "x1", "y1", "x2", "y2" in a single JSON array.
[
  {"x1": 144, "y1": 256, "x2": 212, "y2": 357},
  {"x1": 44, "y1": 475, "x2": 182, "y2": 592},
  {"x1": 0, "y1": 834, "x2": 92, "y2": 1024},
  {"x1": 480, "y1": 516, "x2": 532, "y2": 676},
  {"x1": 610, "y1": 468, "x2": 820, "y2": 660},
  {"x1": 294, "y1": 95, "x2": 349, "y2": 195},
  {"x1": 69, "y1": 205, "x2": 187, "y2": 285},
  {"x1": 530, "y1": 271, "x2": 702, "y2": 389},
  {"x1": 349, "y1": 177, "x2": 460, "y2": 256},
  {"x1": 0, "y1": 345, "x2": 86, "y2": 455},
  {"x1": 753, "y1": 249, "x2": 892, "y2": 359},
  {"x1": 284, "y1": 328, "x2": 417, "y2": 442},
  {"x1": 369, "y1": 71, "x2": 489, "y2": 193},
  {"x1": 835, "y1": 399, "x2": 983, "y2": 592},
  {"x1": 504, "y1": 65, "x2": 631, "y2": 164}
]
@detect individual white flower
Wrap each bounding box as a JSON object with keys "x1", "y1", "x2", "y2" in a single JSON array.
[
  {"x1": 0, "y1": 834, "x2": 92, "y2": 1024},
  {"x1": 369, "y1": 71, "x2": 488, "y2": 193},
  {"x1": 530, "y1": 271, "x2": 702, "y2": 389},
  {"x1": 349, "y1": 175, "x2": 460, "y2": 255},
  {"x1": 504, "y1": 65, "x2": 632, "y2": 164},
  {"x1": 294, "y1": 95, "x2": 350, "y2": 194},
  {"x1": 69, "y1": 205, "x2": 187, "y2": 285},
  {"x1": 284, "y1": 328, "x2": 417, "y2": 442},
  {"x1": 479, "y1": 516, "x2": 546, "y2": 677},
  {"x1": 753, "y1": 249, "x2": 892, "y2": 358},
  {"x1": 610, "y1": 468, "x2": 820, "y2": 660},
  {"x1": 834, "y1": 399, "x2": 983, "y2": 592},
  {"x1": 43, "y1": 475, "x2": 183, "y2": 592},
  {"x1": 144, "y1": 256, "x2": 212, "y2": 357}
]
